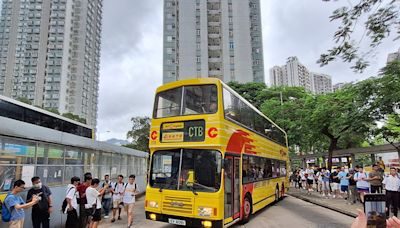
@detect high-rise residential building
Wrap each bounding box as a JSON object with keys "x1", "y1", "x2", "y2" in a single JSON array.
[
  {"x1": 311, "y1": 73, "x2": 332, "y2": 94},
  {"x1": 387, "y1": 48, "x2": 400, "y2": 63},
  {"x1": 333, "y1": 82, "x2": 346, "y2": 92},
  {"x1": 163, "y1": 0, "x2": 264, "y2": 84},
  {"x1": 269, "y1": 56, "x2": 333, "y2": 94},
  {"x1": 0, "y1": 0, "x2": 102, "y2": 127}
]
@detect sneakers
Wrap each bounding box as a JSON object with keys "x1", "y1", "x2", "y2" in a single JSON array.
[
  {"x1": 328, "y1": 193, "x2": 332, "y2": 197},
  {"x1": 322, "y1": 193, "x2": 326, "y2": 197},
  {"x1": 104, "y1": 215, "x2": 109, "y2": 219},
  {"x1": 111, "y1": 218, "x2": 116, "y2": 223},
  {"x1": 333, "y1": 195, "x2": 336, "y2": 199}
]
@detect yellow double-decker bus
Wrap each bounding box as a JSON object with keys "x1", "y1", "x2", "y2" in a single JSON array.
[{"x1": 145, "y1": 78, "x2": 289, "y2": 228}]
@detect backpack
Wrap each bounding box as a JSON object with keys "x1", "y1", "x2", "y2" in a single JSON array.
[
  {"x1": 1, "y1": 193, "x2": 12, "y2": 222},
  {"x1": 61, "y1": 187, "x2": 74, "y2": 214}
]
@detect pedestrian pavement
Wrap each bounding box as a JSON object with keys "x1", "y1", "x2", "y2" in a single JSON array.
[{"x1": 287, "y1": 186, "x2": 360, "y2": 217}]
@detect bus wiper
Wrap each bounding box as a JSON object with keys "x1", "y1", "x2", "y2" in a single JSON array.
[{"x1": 187, "y1": 184, "x2": 198, "y2": 195}]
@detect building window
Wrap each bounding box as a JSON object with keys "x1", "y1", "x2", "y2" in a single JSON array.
[
  {"x1": 229, "y1": 17, "x2": 233, "y2": 23},
  {"x1": 229, "y1": 42, "x2": 234, "y2": 49},
  {"x1": 196, "y1": 29, "x2": 200, "y2": 36},
  {"x1": 196, "y1": 57, "x2": 201, "y2": 63}
]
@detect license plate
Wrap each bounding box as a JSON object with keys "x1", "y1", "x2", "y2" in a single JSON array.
[{"x1": 168, "y1": 218, "x2": 186, "y2": 226}]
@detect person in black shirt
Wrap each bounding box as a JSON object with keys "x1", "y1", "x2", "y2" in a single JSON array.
[
  {"x1": 347, "y1": 168, "x2": 357, "y2": 205},
  {"x1": 330, "y1": 167, "x2": 341, "y2": 198},
  {"x1": 27, "y1": 176, "x2": 53, "y2": 228}
]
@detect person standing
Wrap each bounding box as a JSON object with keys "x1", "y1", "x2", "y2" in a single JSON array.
[
  {"x1": 111, "y1": 175, "x2": 125, "y2": 223},
  {"x1": 347, "y1": 169, "x2": 357, "y2": 205},
  {"x1": 4, "y1": 180, "x2": 40, "y2": 228},
  {"x1": 85, "y1": 178, "x2": 107, "y2": 228},
  {"x1": 101, "y1": 175, "x2": 112, "y2": 219},
  {"x1": 305, "y1": 166, "x2": 314, "y2": 194},
  {"x1": 65, "y1": 176, "x2": 80, "y2": 228},
  {"x1": 377, "y1": 157, "x2": 385, "y2": 173},
  {"x1": 382, "y1": 167, "x2": 400, "y2": 217},
  {"x1": 330, "y1": 167, "x2": 341, "y2": 198},
  {"x1": 321, "y1": 167, "x2": 331, "y2": 198},
  {"x1": 354, "y1": 166, "x2": 370, "y2": 203},
  {"x1": 26, "y1": 177, "x2": 53, "y2": 228},
  {"x1": 123, "y1": 175, "x2": 139, "y2": 228},
  {"x1": 77, "y1": 173, "x2": 92, "y2": 228},
  {"x1": 338, "y1": 167, "x2": 349, "y2": 199},
  {"x1": 369, "y1": 164, "x2": 383, "y2": 193}
]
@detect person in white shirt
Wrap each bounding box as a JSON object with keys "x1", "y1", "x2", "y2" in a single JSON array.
[
  {"x1": 383, "y1": 167, "x2": 400, "y2": 217},
  {"x1": 123, "y1": 175, "x2": 139, "y2": 228},
  {"x1": 305, "y1": 167, "x2": 315, "y2": 194},
  {"x1": 354, "y1": 166, "x2": 371, "y2": 203},
  {"x1": 300, "y1": 169, "x2": 306, "y2": 190},
  {"x1": 65, "y1": 176, "x2": 80, "y2": 228},
  {"x1": 85, "y1": 178, "x2": 108, "y2": 228},
  {"x1": 111, "y1": 175, "x2": 125, "y2": 223}
]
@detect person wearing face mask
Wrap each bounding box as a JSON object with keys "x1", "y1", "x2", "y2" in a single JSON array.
[
  {"x1": 4, "y1": 179, "x2": 40, "y2": 228},
  {"x1": 26, "y1": 176, "x2": 53, "y2": 228}
]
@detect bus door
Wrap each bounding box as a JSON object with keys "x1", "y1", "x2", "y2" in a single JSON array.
[{"x1": 224, "y1": 155, "x2": 241, "y2": 220}]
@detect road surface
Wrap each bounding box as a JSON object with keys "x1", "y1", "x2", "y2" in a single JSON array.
[{"x1": 100, "y1": 195, "x2": 355, "y2": 228}]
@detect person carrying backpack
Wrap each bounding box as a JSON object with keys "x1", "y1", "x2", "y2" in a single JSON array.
[
  {"x1": 3, "y1": 179, "x2": 40, "y2": 228},
  {"x1": 26, "y1": 176, "x2": 53, "y2": 228},
  {"x1": 123, "y1": 175, "x2": 140, "y2": 228},
  {"x1": 64, "y1": 176, "x2": 80, "y2": 228},
  {"x1": 111, "y1": 175, "x2": 125, "y2": 223}
]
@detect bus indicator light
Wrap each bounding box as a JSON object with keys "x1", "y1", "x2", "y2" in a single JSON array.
[
  {"x1": 208, "y1": 127, "x2": 218, "y2": 138},
  {"x1": 151, "y1": 131, "x2": 158, "y2": 140}
]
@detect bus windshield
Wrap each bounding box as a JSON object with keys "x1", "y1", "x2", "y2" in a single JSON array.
[
  {"x1": 150, "y1": 149, "x2": 222, "y2": 192},
  {"x1": 153, "y1": 85, "x2": 218, "y2": 118}
]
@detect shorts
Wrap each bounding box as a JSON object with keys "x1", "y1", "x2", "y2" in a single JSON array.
[
  {"x1": 322, "y1": 181, "x2": 330, "y2": 190},
  {"x1": 307, "y1": 179, "x2": 313, "y2": 185},
  {"x1": 125, "y1": 203, "x2": 135, "y2": 214},
  {"x1": 113, "y1": 199, "x2": 123, "y2": 209},
  {"x1": 92, "y1": 209, "x2": 101, "y2": 221},
  {"x1": 340, "y1": 185, "x2": 348, "y2": 192},
  {"x1": 9, "y1": 219, "x2": 24, "y2": 228},
  {"x1": 331, "y1": 183, "x2": 339, "y2": 191},
  {"x1": 357, "y1": 187, "x2": 369, "y2": 193}
]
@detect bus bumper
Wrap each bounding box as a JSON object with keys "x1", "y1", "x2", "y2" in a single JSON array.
[{"x1": 145, "y1": 211, "x2": 223, "y2": 228}]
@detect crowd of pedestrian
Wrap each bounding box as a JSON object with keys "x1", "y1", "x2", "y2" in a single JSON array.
[
  {"x1": 290, "y1": 157, "x2": 400, "y2": 218},
  {"x1": 2, "y1": 172, "x2": 139, "y2": 228}
]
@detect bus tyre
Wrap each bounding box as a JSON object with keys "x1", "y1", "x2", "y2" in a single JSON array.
[
  {"x1": 241, "y1": 196, "x2": 252, "y2": 224},
  {"x1": 275, "y1": 187, "x2": 280, "y2": 203}
]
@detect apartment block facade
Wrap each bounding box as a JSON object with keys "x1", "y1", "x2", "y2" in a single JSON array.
[
  {"x1": 269, "y1": 56, "x2": 333, "y2": 94},
  {"x1": 163, "y1": 0, "x2": 264, "y2": 84},
  {"x1": 0, "y1": 0, "x2": 102, "y2": 127}
]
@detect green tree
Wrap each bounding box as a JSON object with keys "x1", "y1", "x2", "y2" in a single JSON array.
[
  {"x1": 319, "y1": 0, "x2": 400, "y2": 71},
  {"x1": 126, "y1": 116, "x2": 151, "y2": 152},
  {"x1": 45, "y1": 108, "x2": 60, "y2": 115},
  {"x1": 16, "y1": 97, "x2": 32, "y2": 105},
  {"x1": 62, "y1": 112, "x2": 86, "y2": 124},
  {"x1": 359, "y1": 61, "x2": 400, "y2": 156},
  {"x1": 227, "y1": 81, "x2": 267, "y2": 109}
]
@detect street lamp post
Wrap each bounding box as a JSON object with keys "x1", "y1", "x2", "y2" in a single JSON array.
[{"x1": 97, "y1": 130, "x2": 110, "y2": 141}]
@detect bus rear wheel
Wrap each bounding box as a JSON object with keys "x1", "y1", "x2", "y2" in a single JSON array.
[{"x1": 241, "y1": 196, "x2": 252, "y2": 224}]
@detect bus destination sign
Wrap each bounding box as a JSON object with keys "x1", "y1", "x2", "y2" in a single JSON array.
[{"x1": 161, "y1": 120, "x2": 205, "y2": 143}]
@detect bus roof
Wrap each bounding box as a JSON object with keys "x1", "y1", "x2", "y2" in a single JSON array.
[
  {"x1": 0, "y1": 94, "x2": 93, "y2": 129},
  {"x1": 155, "y1": 78, "x2": 287, "y2": 139}
]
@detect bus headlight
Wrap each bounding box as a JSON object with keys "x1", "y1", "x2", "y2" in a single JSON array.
[
  {"x1": 149, "y1": 201, "x2": 159, "y2": 208},
  {"x1": 198, "y1": 207, "x2": 213, "y2": 217}
]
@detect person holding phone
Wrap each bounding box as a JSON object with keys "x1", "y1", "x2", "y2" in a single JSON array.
[
  {"x1": 26, "y1": 176, "x2": 53, "y2": 228},
  {"x1": 382, "y1": 167, "x2": 400, "y2": 217}
]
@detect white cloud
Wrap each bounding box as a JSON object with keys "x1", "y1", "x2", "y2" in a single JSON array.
[{"x1": 98, "y1": 0, "x2": 398, "y2": 140}]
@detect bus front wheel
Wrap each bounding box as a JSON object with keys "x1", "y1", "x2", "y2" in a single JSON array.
[{"x1": 241, "y1": 195, "x2": 252, "y2": 224}]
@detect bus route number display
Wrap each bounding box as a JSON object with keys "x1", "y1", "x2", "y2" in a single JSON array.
[{"x1": 161, "y1": 120, "x2": 205, "y2": 142}]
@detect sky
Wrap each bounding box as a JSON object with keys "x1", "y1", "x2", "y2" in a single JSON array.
[{"x1": 97, "y1": 0, "x2": 399, "y2": 141}]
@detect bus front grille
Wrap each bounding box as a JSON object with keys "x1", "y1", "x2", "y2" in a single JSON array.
[{"x1": 162, "y1": 196, "x2": 193, "y2": 214}]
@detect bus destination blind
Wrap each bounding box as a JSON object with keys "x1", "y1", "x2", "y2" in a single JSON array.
[{"x1": 161, "y1": 120, "x2": 205, "y2": 142}]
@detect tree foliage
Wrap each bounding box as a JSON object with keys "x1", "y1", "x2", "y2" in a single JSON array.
[
  {"x1": 61, "y1": 112, "x2": 86, "y2": 124},
  {"x1": 16, "y1": 97, "x2": 32, "y2": 105},
  {"x1": 319, "y1": 0, "x2": 400, "y2": 71},
  {"x1": 126, "y1": 116, "x2": 151, "y2": 152}
]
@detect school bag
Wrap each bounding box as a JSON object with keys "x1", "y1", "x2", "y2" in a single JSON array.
[
  {"x1": 61, "y1": 187, "x2": 75, "y2": 213},
  {"x1": 1, "y1": 193, "x2": 12, "y2": 222}
]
